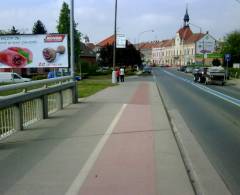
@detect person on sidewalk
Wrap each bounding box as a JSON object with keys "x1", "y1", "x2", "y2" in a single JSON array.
[
  {"x1": 115, "y1": 67, "x2": 120, "y2": 83},
  {"x1": 120, "y1": 67, "x2": 125, "y2": 82}
]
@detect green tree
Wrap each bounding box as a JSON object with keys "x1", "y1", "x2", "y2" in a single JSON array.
[
  {"x1": 221, "y1": 30, "x2": 240, "y2": 66},
  {"x1": 0, "y1": 30, "x2": 8, "y2": 35},
  {"x1": 212, "y1": 58, "x2": 221, "y2": 66},
  {"x1": 32, "y1": 20, "x2": 47, "y2": 34},
  {"x1": 56, "y1": 2, "x2": 81, "y2": 70},
  {"x1": 98, "y1": 42, "x2": 142, "y2": 68}
]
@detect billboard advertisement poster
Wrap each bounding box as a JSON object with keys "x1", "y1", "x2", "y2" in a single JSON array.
[
  {"x1": 0, "y1": 34, "x2": 68, "y2": 68},
  {"x1": 116, "y1": 34, "x2": 126, "y2": 48},
  {"x1": 196, "y1": 34, "x2": 216, "y2": 54}
]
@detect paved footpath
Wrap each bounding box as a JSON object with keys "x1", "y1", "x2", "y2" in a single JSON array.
[{"x1": 0, "y1": 76, "x2": 194, "y2": 195}]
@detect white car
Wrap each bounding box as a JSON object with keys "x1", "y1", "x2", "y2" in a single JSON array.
[{"x1": 0, "y1": 72, "x2": 31, "y2": 83}]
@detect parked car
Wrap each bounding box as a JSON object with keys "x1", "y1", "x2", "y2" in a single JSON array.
[
  {"x1": 0, "y1": 72, "x2": 31, "y2": 83},
  {"x1": 185, "y1": 66, "x2": 193, "y2": 73},
  {"x1": 205, "y1": 66, "x2": 226, "y2": 86},
  {"x1": 47, "y1": 71, "x2": 81, "y2": 81},
  {"x1": 192, "y1": 67, "x2": 200, "y2": 74},
  {"x1": 193, "y1": 67, "x2": 208, "y2": 83},
  {"x1": 142, "y1": 66, "x2": 152, "y2": 74},
  {"x1": 178, "y1": 66, "x2": 187, "y2": 72}
]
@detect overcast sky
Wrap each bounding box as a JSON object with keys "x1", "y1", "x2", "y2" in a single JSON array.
[{"x1": 0, "y1": 0, "x2": 240, "y2": 44}]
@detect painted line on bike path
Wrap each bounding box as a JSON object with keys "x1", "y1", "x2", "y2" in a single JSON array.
[
  {"x1": 163, "y1": 70, "x2": 240, "y2": 108},
  {"x1": 65, "y1": 104, "x2": 127, "y2": 195}
]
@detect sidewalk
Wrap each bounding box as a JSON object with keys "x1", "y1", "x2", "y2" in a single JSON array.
[
  {"x1": 227, "y1": 78, "x2": 240, "y2": 89},
  {"x1": 0, "y1": 76, "x2": 194, "y2": 195}
]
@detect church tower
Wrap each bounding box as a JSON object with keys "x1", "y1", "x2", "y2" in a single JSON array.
[{"x1": 183, "y1": 6, "x2": 190, "y2": 27}]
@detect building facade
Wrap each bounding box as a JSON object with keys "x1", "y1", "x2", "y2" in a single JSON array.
[{"x1": 141, "y1": 8, "x2": 220, "y2": 67}]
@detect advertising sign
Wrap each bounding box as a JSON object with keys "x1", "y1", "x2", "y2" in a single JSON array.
[
  {"x1": 116, "y1": 34, "x2": 126, "y2": 48},
  {"x1": 196, "y1": 34, "x2": 216, "y2": 54},
  {"x1": 0, "y1": 34, "x2": 68, "y2": 68}
]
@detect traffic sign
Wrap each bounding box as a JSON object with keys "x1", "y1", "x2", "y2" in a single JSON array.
[{"x1": 225, "y1": 54, "x2": 231, "y2": 62}]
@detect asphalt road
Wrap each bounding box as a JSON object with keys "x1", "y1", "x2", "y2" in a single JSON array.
[{"x1": 153, "y1": 67, "x2": 240, "y2": 195}]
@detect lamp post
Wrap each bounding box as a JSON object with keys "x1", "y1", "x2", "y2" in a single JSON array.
[
  {"x1": 70, "y1": 0, "x2": 78, "y2": 103},
  {"x1": 137, "y1": 29, "x2": 154, "y2": 49},
  {"x1": 112, "y1": 0, "x2": 117, "y2": 83},
  {"x1": 189, "y1": 23, "x2": 205, "y2": 66},
  {"x1": 70, "y1": 0, "x2": 75, "y2": 78},
  {"x1": 189, "y1": 22, "x2": 202, "y2": 33}
]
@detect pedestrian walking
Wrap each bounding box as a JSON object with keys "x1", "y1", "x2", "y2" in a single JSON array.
[
  {"x1": 115, "y1": 68, "x2": 120, "y2": 83},
  {"x1": 120, "y1": 67, "x2": 125, "y2": 82}
]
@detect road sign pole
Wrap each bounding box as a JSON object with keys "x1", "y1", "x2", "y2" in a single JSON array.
[{"x1": 226, "y1": 60, "x2": 229, "y2": 80}]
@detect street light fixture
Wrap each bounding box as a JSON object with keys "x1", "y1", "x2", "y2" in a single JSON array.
[{"x1": 137, "y1": 29, "x2": 154, "y2": 49}]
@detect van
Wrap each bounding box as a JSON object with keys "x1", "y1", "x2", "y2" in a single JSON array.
[{"x1": 0, "y1": 72, "x2": 31, "y2": 83}]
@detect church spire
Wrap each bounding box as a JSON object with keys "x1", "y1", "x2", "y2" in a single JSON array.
[{"x1": 183, "y1": 5, "x2": 190, "y2": 27}]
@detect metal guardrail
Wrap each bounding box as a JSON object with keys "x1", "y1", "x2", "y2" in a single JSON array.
[{"x1": 0, "y1": 76, "x2": 78, "y2": 140}]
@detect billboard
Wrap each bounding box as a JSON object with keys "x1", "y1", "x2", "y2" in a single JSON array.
[
  {"x1": 196, "y1": 34, "x2": 216, "y2": 54},
  {"x1": 0, "y1": 34, "x2": 68, "y2": 68},
  {"x1": 116, "y1": 34, "x2": 126, "y2": 48}
]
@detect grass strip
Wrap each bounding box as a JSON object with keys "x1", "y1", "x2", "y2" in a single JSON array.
[{"x1": 77, "y1": 75, "x2": 116, "y2": 98}]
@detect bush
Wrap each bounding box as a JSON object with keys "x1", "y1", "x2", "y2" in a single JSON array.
[
  {"x1": 229, "y1": 68, "x2": 240, "y2": 78},
  {"x1": 125, "y1": 69, "x2": 136, "y2": 76}
]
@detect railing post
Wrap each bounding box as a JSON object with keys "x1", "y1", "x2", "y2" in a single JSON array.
[
  {"x1": 42, "y1": 95, "x2": 48, "y2": 119},
  {"x1": 59, "y1": 91, "x2": 64, "y2": 109},
  {"x1": 57, "y1": 92, "x2": 62, "y2": 110},
  {"x1": 14, "y1": 104, "x2": 23, "y2": 131}
]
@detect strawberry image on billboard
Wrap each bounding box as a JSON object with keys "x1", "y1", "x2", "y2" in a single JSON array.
[{"x1": 0, "y1": 34, "x2": 68, "y2": 68}]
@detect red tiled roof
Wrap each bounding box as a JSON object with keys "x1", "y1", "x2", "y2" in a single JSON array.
[
  {"x1": 178, "y1": 26, "x2": 193, "y2": 41},
  {"x1": 97, "y1": 35, "x2": 132, "y2": 47},
  {"x1": 151, "y1": 39, "x2": 174, "y2": 48},
  {"x1": 162, "y1": 39, "x2": 174, "y2": 47},
  {"x1": 185, "y1": 33, "x2": 205, "y2": 44},
  {"x1": 97, "y1": 35, "x2": 115, "y2": 47},
  {"x1": 139, "y1": 42, "x2": 154, "y2": 49}
]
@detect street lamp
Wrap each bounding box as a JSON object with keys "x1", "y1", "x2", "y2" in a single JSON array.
[
  {"x1": 112, "y1": 0, "x2": 117, "y2": 83},
  {"x1": 137, "y1": 29, "x2": 154, "y2": 49},
  {"x1": 70, "y1": 0, "x2": 78, "y2": 103},
  {"x1": 189, "y1": 23, "x2": 205, "y2": 66}
]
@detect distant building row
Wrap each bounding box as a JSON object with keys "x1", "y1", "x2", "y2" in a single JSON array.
[{"x1": 137, "y1": 9, "x2": 222, "y2": 66}]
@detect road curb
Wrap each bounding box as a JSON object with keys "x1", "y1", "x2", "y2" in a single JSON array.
[
  {"x1": 153, "y1": 79, "x2": 198, "y2": 195},
  {"x1": 153, "y1": 75, "x2": 232, "y2": 195}
]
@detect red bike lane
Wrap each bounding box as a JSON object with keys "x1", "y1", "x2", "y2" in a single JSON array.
[{"x1": 79, "y1": 82, "x2": 157, "y2": 195}]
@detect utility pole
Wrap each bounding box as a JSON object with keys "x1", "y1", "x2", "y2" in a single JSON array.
[
  {"x1": 70, "y1": 0, "x2": 78, "y2": 103},
  {"x1": 202, "y1": 39, "x2": 205, "y2": 66},
  {"x1": 112, "y1": 0, "x2": 117, "y2": 83},
  {"x1": 70, "y1": 0, "x2": 75, "y2": 78}
]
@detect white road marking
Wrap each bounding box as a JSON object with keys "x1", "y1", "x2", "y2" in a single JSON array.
[
  {"x1": 65, "y1": 104, "x2": 127, "y2": 195},
  {"x1": 163, "y1": 70, "x2": 240, "y2": 108}
]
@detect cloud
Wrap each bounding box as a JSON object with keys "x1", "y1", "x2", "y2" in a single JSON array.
[{"x1": 0, "y1": 0, "x2": 240, "y2": 43}]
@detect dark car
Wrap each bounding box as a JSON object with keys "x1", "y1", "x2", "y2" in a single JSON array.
[
  {"x1": 178, "y1": 66, "x2": 187, "y2": 72},
  {"x1": 143, "y1": 66, "x2": 152, "y2": 74},
  {"x1": 193, "y1": 67, "x2": 208, "y2": 83}
]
